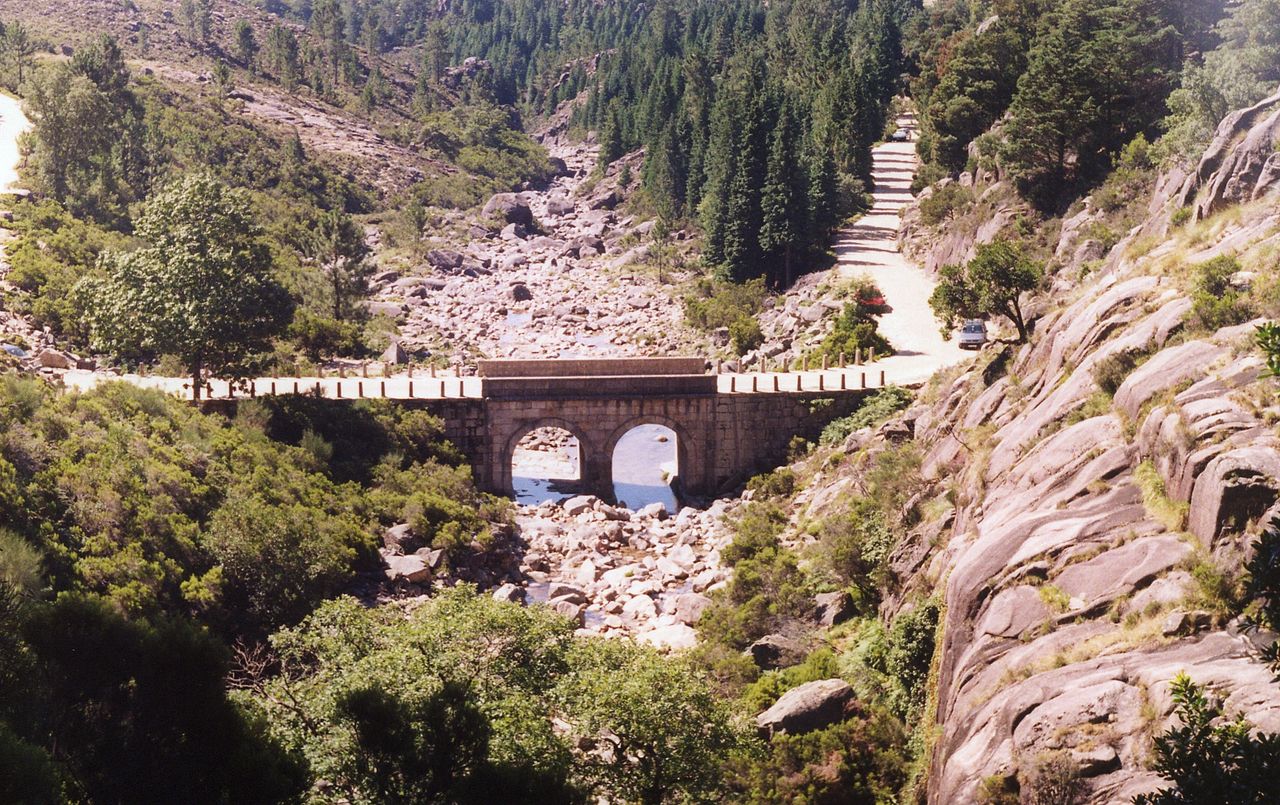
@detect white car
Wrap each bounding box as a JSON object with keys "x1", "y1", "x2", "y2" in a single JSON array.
[
  {"x1": 891, "y1": 128, "x2": 911, "y2": 142},
  {"x1": 958, "y1": 320, "x2": 988, "y2": 350}
]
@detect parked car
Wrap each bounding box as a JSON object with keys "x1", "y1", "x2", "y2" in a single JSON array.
[
  {"x1": 958, "y1": 319, "x2": 988, "y2": 350},
  {"x1": 891, "y1": 128, "x2": 911, "y2": 142}
]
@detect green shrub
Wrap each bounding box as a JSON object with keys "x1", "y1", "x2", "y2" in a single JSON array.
[
  {"x1": 819, "y1": 387, "x2": 913, "y2": 445},
  {"x1": 815, "y1": 499, "x2": 896, "y2": 602},
  {"x1": 1191, "y1": 256, "x2": 1252, "y2": 331},
  {"x1": 684, "y1": 277, "x2": 768, "y2": 332},
  {"x1": 866, "y1": 597, "x2": 940, "y2": 719},
  {"x1": 918, "y1": 183, "x2": 973, "y2": 226},
  {"x1": 814, "y1": 299, "x2": 896, "y2": 366},
  {"x1": 1245, "y1": 517, "x2": 1280, "y2": 672},
  {"x1": 1091, "y1": 348, "x2": 1148, "y2": 395},
  {"x1": 1135, "y1": 673, "x2": 1280, "y2": 804},
  {"x1": 724, "y1": 703, "x2": 908, "y2": 802},
  {"x1": 746, "y1": 468, "x2": 797, "y2": 500},
  {"x1": 728, "y1": 316, "x2": 764, "y2": 355}
]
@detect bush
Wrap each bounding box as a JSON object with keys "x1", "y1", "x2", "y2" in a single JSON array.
[
  {"x1": 865, "y1": 597, "x2": 940, "y2": 719},
  {"x1": 684, "y1": 277, "x2": 768, "y2": 332},
  {"x1": 724, "y1": 704, "x2": 908, "y2": 803},
  {"x1": 1092, "y1": 348, "x2": 1148, "y2": 395},
  {"x1": 288, "y1": 309, "x2": 365, "y2": 360},
  {"x1": 1135, "y1": 673, "x2": 1280, "y2": 804},
  {"x1": 816, "y1": 498, "x2": 896, "y2": 603},
  {"x1": 729, "y1": 316, "x2": 764, "y2": 355},
  {"x1": 746, "y1": 468, "x2": 797, "y2": 500},
  {"x1": 811, "y1": 298, "x2": 893, "y2": 365},
  {"x1": 918, "y1": 183, "x2": 973, "y2": 226},
  {"x1": 819, "y1": 387, "x2": 914, "y2": 445},
  {"x1": 1191, "y1": 256, "x2": 1252, "y2": 331}
]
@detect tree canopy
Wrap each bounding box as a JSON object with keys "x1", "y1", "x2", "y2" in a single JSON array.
[
  {"x1": 81, "y1": 172, "x2": 294, "y2": 398},
  {"x1": 930, "y1": 239, "x2": 1043, "y2": 342}
]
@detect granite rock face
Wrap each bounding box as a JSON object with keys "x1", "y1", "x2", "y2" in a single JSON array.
[{"x1": 893, "y1": 115, "x2": 1280, "y2": 802}]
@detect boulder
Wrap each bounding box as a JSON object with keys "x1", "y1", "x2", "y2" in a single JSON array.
[
  {"x1": 483, "y1": 193, "x2": 535, "y2": 226},
  {"x1": 501, "y1": 222, "x2": 530, "y2": 240},
  {"x1": 672, "y1": 593, "x2": 711, "y2": 626},
  {"x1": 748, "y1": 634, "x2": 805, "y2": 670},
  {"x1": 36, "y1": 349, "x2": 74, "y2": 370},
  {"x1": 426, "y1": 249, "x2": 464, "y2": 270},
  {"x1": 814, "y1": 591, "x2": 857, "y2": 628},
  {"x1": 1161, "y1": 609, "x2": 1212, "y2": 637},
  {"x1": 547, "y1": 583, "x2": 588, "y2": 605},
  {"x1": 381, "y1": 341, "x2": 409, "y2": 365},
  {"x1": 756, "y1": 679, "x2": 856, "y2": 738},
  {"x1": 385, "y1": 554, "x2": 432, "y2": 584},
  {"x1": 547, "y1": 197, "x2": 574, "y2": 217},
  {"x1": 382, "y1": 523, "x2": 420, "y2": 553},
  {"x1": 588, "y1": 190, "x2": 620, "y2": 210},
  {"x1": 637, "y1": 502, "x2": 669, "y2": 520},
  {"x1": 547, "y1": 596, "x2": 585, "y2": 626},
  {"x1": 493, "y1": 583, "x2": 527, "y2": 604},
  {"x1": 639, "y1": 623, "x2": 698, "y2": 650},
  {"x1": 510, "y1": 283, "x2": 533, "y2": 302},
  {"x1": 563, "y1": 495, "x2": 596, "y2": 517}
]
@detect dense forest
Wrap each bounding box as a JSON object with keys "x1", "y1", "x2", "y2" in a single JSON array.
[{"x1": 909, "y1": 0, "x2": 1280, "y2": 209}]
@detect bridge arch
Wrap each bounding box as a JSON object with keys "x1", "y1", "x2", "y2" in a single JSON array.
[
  {"x1": 603, "y1": 414, "x2": 697, "y2": 505},
  {"x1": 500, "y1": 416, "x2": 598, "y2": 498}
]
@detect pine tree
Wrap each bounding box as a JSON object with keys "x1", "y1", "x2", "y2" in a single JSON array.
[{"x1": 759, "y1": 101, "x2": 809, "y2": 288}]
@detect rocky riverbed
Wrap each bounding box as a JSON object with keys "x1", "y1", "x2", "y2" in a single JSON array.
[
  {"x1": 366, "y1": 140, "x2": 717, "y2": 362},
  {"x1": 379, "y1": 492, "x2": 740, "y2": 649}
]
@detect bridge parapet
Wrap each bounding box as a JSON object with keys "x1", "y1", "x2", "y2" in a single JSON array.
[
  {"x1": 477, "y1": 357, "x2": 707, "y2": 378},
  {"x1": 482, "y1": 374, "x2": 717, "y2": 400}
]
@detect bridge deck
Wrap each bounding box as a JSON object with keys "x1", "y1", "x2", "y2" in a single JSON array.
[{"x1": 59, "y1": 363, "x2": 928, "y2": 401}]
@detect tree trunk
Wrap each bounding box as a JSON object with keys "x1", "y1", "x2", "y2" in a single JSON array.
[{"x1": 191, "y1": 356, "x2": 203, "y2": 401}]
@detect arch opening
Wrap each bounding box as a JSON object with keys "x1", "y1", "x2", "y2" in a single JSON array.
[
  {"x1": 511, "y1": 426, "x2": 583, "y2": 505},
  {"x1": 611, "y1": 424, "x2": 679, "y2": 512}
]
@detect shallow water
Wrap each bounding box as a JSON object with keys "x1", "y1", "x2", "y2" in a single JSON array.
[
  {"x1": 612, "y1": 425, "x2": 678, "y2": 512},
  {"x1": 511, "y1": 424, "x2": 678, "y2": 511}
]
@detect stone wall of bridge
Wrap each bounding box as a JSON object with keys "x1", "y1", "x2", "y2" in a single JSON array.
[{"x1": 203, "y1": 386, "x2": 876, "y2": 502}]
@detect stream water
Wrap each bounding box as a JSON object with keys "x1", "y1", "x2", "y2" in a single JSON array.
[{"x1": 512, "y1": 424, "x2": 678, "y2": 511}]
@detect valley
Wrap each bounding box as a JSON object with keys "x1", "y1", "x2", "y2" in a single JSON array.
[{"x1": 0, "y1": 1, "x2": 1278, "y2": 804}]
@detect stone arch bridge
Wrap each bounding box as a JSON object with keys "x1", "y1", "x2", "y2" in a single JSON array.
[
  {"x1": 419, "y1": 358, "x2": 879, "y2": 499},
  {"x1": 90, "y1": 357, "x2": 894, "y2": 501}
]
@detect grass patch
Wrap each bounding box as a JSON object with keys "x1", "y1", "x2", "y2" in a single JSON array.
[{"x1": 1134, "y1": 461, "x2": 1188, "y2": 532}]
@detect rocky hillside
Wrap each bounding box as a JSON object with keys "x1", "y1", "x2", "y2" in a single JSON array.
[{"x1": 881, "y1": 91, "x2": 1280, "y2": 799}]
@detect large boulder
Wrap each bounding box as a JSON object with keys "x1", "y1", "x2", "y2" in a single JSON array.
[
  {"x1": 426, "y1": 249, "x2": 464, "y2": 270},
  {"x1": 36, "y1": 349, "x2": 74, "y2": 370},
  {"x1": 483, "y1": 193, "x2": 535, "y2": 226},
  {"x1": 639, "y1": 623, "x2": 698, "y2": 650},
  {"x1": 546, "y1": 197, "x2": 574, "y2": 217},
  {"x1": 756, "y1": 679, "x2": 856, "y2": 738},
  {"x1": 672, "y1": 592, "x2": 711, "y2": 626},
  {"x1": 385, "y1": 554, "x2": 432, "y2": 584},
  {"x1": 814, "y1": 591, "x2": 856, "y2": 628},
  {"x1": 748, "y1": 634, "x2": 805, "y2": 670}
]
